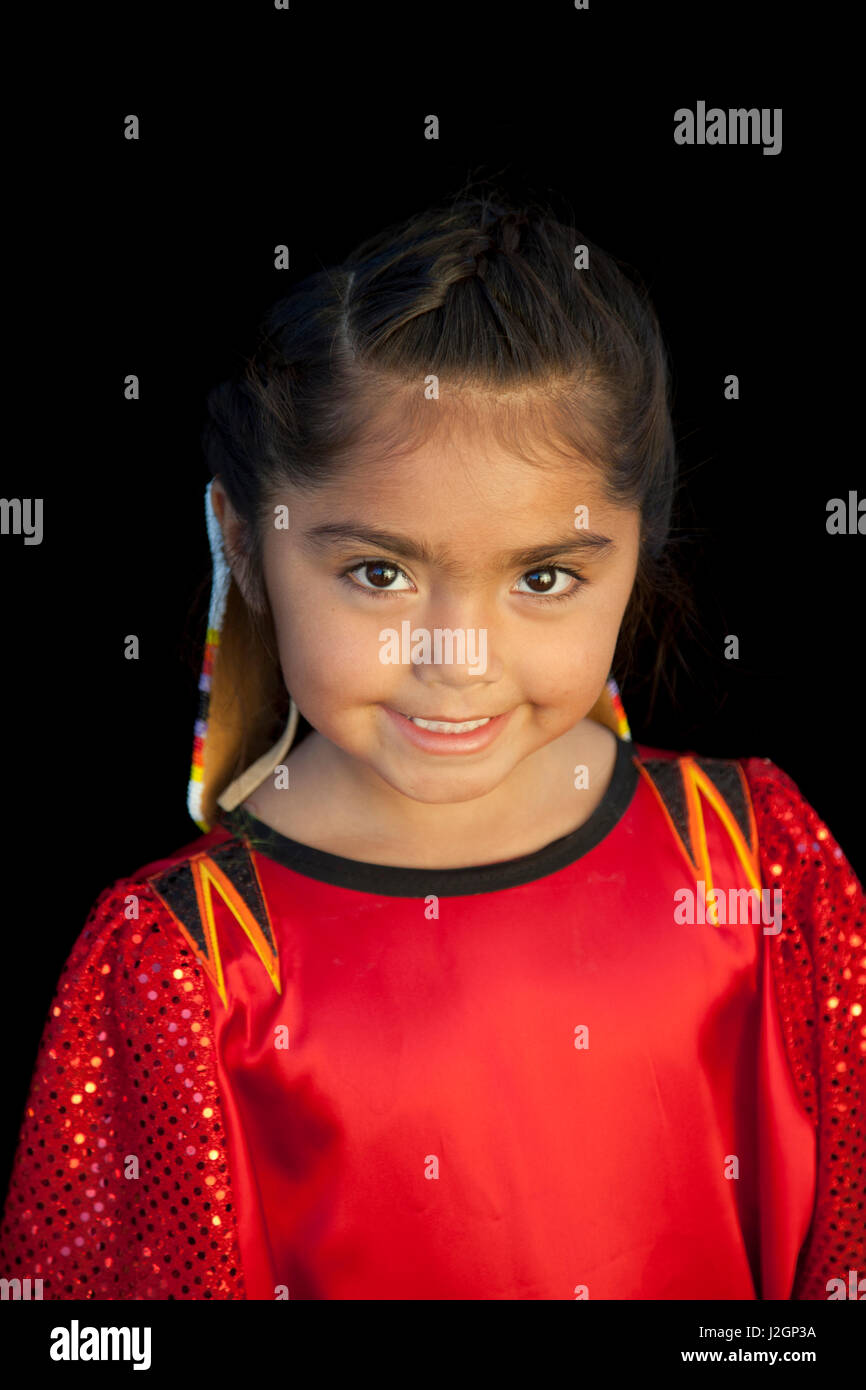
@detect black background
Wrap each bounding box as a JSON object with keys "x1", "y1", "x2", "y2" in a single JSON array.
[{"x1": 2, "y1": 3, "x2": 859, "y2": 1284}]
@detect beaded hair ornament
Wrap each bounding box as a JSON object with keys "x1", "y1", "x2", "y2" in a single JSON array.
[{"x1": 187, "y1": 479, "x2": 631, "y2": 833}]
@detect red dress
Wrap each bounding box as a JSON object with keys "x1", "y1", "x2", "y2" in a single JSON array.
[{"x1": 1, "y1": 743, "x2": 863, "y2": 1299}]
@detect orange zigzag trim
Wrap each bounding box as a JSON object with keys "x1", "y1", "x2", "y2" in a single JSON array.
[
  {"x1": 636, "y1": 756, "x2": 763, "y2": 926},
  {"x1": 151, "y1": 852, "x2": 281, "y2": 1008}
]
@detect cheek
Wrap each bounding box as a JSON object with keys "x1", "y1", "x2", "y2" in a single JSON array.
[
  {"x1": 521, "y1": 647, "x2": 608, "y2": 705},
  {"x1": 269, "y1": 583, "x2": 399, "y2": 696},
  {"x1": 512, "y1": 599, "x2": 623, "y2": 705}
]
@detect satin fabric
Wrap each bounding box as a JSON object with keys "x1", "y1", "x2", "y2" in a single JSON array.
[{"x1": 194, "y1": 743, "x2": 815, "y2": 1300}]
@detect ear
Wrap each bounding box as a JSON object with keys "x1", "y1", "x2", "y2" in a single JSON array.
[
  {"x1": 210, "y1": 475, "x2": 238, "y2": 545},
  {"x1": 210, "y1": 476, "x2": 267, "y2": 615}
]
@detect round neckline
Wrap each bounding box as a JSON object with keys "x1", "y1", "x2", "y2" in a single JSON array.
[{"x1": 219, "y1": 737, "x2": 641, "y2": 898}]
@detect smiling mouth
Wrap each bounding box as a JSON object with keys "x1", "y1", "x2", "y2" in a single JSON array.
[{"x1": 400, "y1": 713, "x2": 493, "y2": 733}]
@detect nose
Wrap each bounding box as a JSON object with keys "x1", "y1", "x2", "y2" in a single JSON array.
[
  {"x1": 398, "y1": 588, "x2": 504, "y2": 687},
  {"x1": 408, "y1": 626, "x2": 500, "y2": 688}
]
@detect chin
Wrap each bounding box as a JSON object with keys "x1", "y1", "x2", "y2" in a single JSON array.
[{"x1": 382, "y1": 765, "x2": 510, "y2": 806}]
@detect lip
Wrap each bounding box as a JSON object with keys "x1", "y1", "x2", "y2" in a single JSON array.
[{"x1": 382, "y1": 705, "x2": 514, "y2": 755}]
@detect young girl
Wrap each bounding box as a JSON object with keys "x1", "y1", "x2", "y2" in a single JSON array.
[{"x1": 1, "y1": 194, "x2": 863, "y2": 1301}]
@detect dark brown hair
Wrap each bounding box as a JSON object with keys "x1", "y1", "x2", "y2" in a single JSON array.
[{"x1": 198, "y1": 184, "x2": 698, "y2": 781}]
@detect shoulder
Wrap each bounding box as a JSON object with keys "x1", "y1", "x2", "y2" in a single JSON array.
[
  {"x1": 737, "y1": 752, "x2": 804, "y2": 805},
  {"x1": 70, "y1": 817, "x2": 279, "y2": 1014},
  {"x1": 64, "y1": 822, "x2": 242, "y2": 985},
  {"x1": 736, "y1": 759, "x2": 864, "y2": 991},
  {"x1": 633, "y1": 741, "x2": 811, "y2": 819},
  {"x1": 737, "y1": 755, "x2": 852, "y2": 877},
  {"x1": 630, "y1": 744, "x2": 858, "y2": 886}
]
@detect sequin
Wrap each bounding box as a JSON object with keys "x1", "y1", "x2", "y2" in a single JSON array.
[
  {"x1": 742, "y1": 757, "x2": 865, "y2": 1299},
  {"x1": 0, "y1": 883, "x2": 244, "y2": 1298},
  {"x1": 1, "y1": 753, "x2": 863, "y2": 1300}
]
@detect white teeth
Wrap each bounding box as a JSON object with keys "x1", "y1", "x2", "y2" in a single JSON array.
[{"x1": 407, "y1": 716, "x2": 491, "y2": 733}]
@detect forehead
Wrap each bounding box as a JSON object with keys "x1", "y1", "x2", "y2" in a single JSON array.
[{"x1": 275, "y1": 385, "x2": 636, "y2": 539}]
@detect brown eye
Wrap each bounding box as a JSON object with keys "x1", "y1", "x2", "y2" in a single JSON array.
[
  {"x1": 522, "y1": 567, "x2": 556, "y2": 593},
  {"x1": 513, "y1": 567, "x2": 584, "y2": 600},
  {"x1": 365, "y1": 562, "x2": 399, "y2": 588},
  {"x1": 346, "y1": 561, "x2": 413, "y2": 592}
]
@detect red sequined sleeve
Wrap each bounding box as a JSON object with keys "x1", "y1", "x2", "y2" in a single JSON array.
[
  {"x1": 743, "y1": 756, "x2": 865, "y2": 1300},
  {"x1": 0, "y1": 878, "x2": 246, "y2": 1299}
]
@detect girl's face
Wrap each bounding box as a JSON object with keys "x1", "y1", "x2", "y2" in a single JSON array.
[{"x1": 216, "y1": 422, "x2": 640, "y2": 809}]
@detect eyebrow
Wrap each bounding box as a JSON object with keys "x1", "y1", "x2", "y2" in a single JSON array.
[{"x1": 302, "y1": 521, "x2": 616, "y2": 571}]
